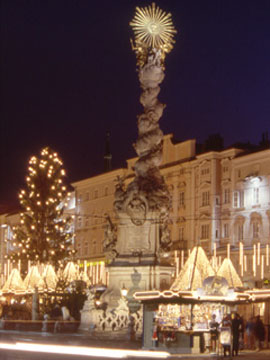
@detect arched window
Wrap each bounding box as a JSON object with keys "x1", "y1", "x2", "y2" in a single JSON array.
[
  {"x1": 233, "y1": 215, "x2": 245, "y2": 244},
  {"x1": 250, "y1": 212, "x2": 262, "y2": 243}
]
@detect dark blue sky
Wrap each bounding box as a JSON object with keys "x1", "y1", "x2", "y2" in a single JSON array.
[{"x1": 1, "y1": 0, "x2": 270, "y2": 207}]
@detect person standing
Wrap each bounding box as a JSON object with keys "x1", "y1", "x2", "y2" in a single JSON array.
[
  {"x1": 220, "y1": 314, "x2": 232, "y2": 357},
  {"x1": 254, "y1": 315, "x2": 265, "y2": 351},
  {"x1": 245, "y1": 316, "x2": 255, "y2": 349},
  {"x1": 231, "y1": 312, "x2": 241, "y2": 356},
  {"x1": 209, "y1": 314, "x2": 219, "y2": 353}
]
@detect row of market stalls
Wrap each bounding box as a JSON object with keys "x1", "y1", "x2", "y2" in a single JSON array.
[
  {"x1": 0, "y1": 262, "x2": 91, "y2": 296},
  {"x1": 0, "y1": 261, "x2": 93, "y2": 323},
  {"x1": 134, "y1": 246, "x2": 270, "y2": 353}
]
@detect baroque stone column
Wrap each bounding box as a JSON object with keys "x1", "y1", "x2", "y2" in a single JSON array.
[{"x1": 103, "y1": 3, "x2": 177, "y2": 287}]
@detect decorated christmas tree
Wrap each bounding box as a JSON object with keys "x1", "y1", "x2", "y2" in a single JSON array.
[{"x1": 9, "y1": 147, "x2": 74, "y2": 270}]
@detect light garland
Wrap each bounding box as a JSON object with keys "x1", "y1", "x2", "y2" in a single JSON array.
[{"x1": 7, "y1": 146, "x2": 73, "y2": 270}]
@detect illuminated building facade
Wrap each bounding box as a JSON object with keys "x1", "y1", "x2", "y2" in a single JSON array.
[
  {"x1": 72, "y1": 134, "x2": 270, "y2": 286},
  {"x1": 1, "y1": 135, "x2": 269, "y2": 287}
]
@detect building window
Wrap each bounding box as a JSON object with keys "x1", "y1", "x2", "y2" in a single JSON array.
[
  {"x1": 104, "y1": 187, "x2": 108, "y2": 196},
  {"x1": 253, "y1": 188, "x2": 259, "y2": 205},
  {"x1": 85, "y1": 216, "x2": 89, "y2": 227},
  {"x1": 179, "y1": 191, "x2": 185, "y2": 207},
  {"x1": 77, "y1": 217, "x2": 82, "y2": 228},
  {"x1": 224, "y1": 223, "x2": 229, "y2": 238},
  {"x1": 76, "y1": 241, "x2": 81, "y2": 257},
  {"x1": 224, "y1": 188, "x2": 230, "y2": 204},
  {"x1": 77, "y1": 194, "x2": 82, "y2": 204},
  {"x1": 223, "y1": 166, "x2": 229, "y2": 173},
  {"x1": 201, "y1": 224, "x2": 210, "y2": 239},
  {"x1": 179, "y1": 227, "x2": 184, "y2": 241},
  {"x1": 85, "y1": 192, "x2": 89, "y2": 201},
  {"x1": 233, "y1": 190, "x2": 244, "y2": 208},
  {"x1": 92, "y1": 240, "x2": 97, "y2": 254},
  {"x1": 94, "y1": 190, "x2": 98, "y2": 199},
  {"x1": 84, "y1": 241, "x2": 89, "y2": 256},
  {"x1": 202, "y1": 191, "x2": 210, "y2": 206},
  {"x1": 253, "y1": 221, "x2": 259, "y2": 239},
  {"x1": 201, "y1": 168, "x2": 210, "y2": 176},
  {"x1": 237, "y1": 224, "x2": 243, "y2": 241}
]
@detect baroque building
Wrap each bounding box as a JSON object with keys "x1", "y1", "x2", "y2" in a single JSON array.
[
  {"x1": 72, "y1": 134, "x2": 270, "y2": 286},
  {"x1": 1, "y1": 134, "x2": 270, "y2": 287}
]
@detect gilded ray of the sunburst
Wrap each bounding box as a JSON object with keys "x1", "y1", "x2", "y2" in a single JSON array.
[{"x1": 130, "y1": 2, "x2": 176, "y2": 52}]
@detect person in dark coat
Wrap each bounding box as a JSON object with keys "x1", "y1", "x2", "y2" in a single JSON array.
[
  {"x1": 254, "y1": 315, "x2": 265, "y2": 350},
  {"x1": 50, "y1": 304, "x2": 62, "y2": 320},
  {"x1": 231, "y1": 312, "x2": 241, "y2": 356},
  {"x1": 1, "y1": 301, "x2": 10, "y2": 319},
  {"x1": 209, "y1": 314, "x2": 219, "y2": 353}
]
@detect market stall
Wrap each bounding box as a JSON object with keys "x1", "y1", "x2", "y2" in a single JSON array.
[
  {"x1": 135, "y1": 280, "x2": 250, "y2": 353},
  {"x1": 134, "y1": 246, "x2": 251, "y2": 354}
]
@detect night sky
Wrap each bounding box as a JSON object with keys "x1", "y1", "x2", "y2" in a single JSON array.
[{"x1": 1, "y1": 0, "x2": 270, "y2": 208}]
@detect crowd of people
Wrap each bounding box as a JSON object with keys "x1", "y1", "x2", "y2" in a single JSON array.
[{"x1": 209, "y1": 312, "x2": 266, "y2": 356}]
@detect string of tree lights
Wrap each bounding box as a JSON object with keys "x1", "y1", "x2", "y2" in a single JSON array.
[{"x1": 7, "y1": 147, "x2": 75, "y2": 270}]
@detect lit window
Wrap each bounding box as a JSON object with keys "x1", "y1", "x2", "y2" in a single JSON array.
[
  {"x1": 202, "y1": 191, "x2": 210, "y2": 206},
  {"x1": 77, "y1": 194, "x2": 82, "y2": 204},
  {"x1": 253, "y1": 188, "x2": 259, "y2": 205},
  {"x1": 233, "y1": 190, "x2": 244, "y2": 208}
]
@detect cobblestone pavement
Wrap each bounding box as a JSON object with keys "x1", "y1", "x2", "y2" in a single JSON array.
[{"x1": 0, "y1": 330, "x2": 270, "y2": 359}]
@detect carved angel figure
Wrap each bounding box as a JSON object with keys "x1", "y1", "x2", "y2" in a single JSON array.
[{"x1": 103, "y1": 214, "x2": 118, "y2": 260}]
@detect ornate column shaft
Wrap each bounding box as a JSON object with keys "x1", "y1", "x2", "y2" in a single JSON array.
[{"x1": 104, "y1": 3, "x2": 176, "y2": 263}]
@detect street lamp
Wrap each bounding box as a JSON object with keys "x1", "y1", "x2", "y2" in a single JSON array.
[{"x1": 121, "y1": 284, "x2": 128, "y2": 297}]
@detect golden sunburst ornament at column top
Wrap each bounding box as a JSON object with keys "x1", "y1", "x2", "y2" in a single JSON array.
[{"x1": 130, "y1": 2, "x2": 177, "y2": 56}]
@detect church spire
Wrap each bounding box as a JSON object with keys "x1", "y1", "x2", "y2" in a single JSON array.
[{"x1": 104, "y1": 131, "x2": 112, "y2": 172}]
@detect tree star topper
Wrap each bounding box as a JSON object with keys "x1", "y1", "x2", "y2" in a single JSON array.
[{"x1": 130, "y1": 2, "x2": 177, "y2": 67}]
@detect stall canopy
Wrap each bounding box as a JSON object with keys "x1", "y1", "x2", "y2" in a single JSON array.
[
  {"x1": 134, "y1": 246, "x2": 263, "y2": 305},
  {"x1": 42, "y1": 264, "x2": 58, "y2": 291},
  {"x1": 80, "y1": 271, "x2": 91, "y2": 287},
  {"x1": 1, "y1": 268, "x2": 26, "y2": 294},
  {"x1": 23, "y1": 266, "x2": 43, "y2": 292},
  {"x1": 170, "y1": 246, "x2": 215, "y2": 291},
  {"x1": 63, "y1": 261, "x2": 79, "y2": 283},
  {"x1": 217, "y1": 258, "x2": 243, "y2": 288}
]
